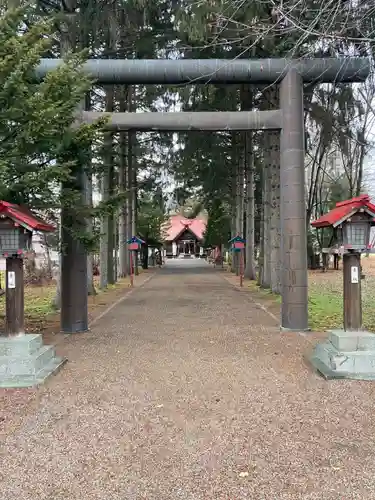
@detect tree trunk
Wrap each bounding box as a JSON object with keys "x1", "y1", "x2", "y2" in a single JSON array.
[
  {"x1": 230, "y1": 177, "x2": 237, "y2": 273},
  {"x1": 85, "y1": 167, "x2": 96, "y2": 296},
  {"x1": 42, "y1": 233, "x2": 53, "y2": 280},
  {"x1": 99, "y1": 173, "x2": 108, "y2": 289},
  {"x1": 99, "y1": 87, "x2": 115, "y2": 289},
  {"x1": 244, "y1": 131, "x2": 256, "y2": 280},
  {"x1": 99, "y1": 9, "x2": 117, "y2": 288},
  {"x1": 53, "y1": 262, "x2": 61, "y2": 309},
  {"x1": 230, "y1": 133, "x2": 238, "y2": 273},
  {"x1": 266, "y1": 86, "x2": 281, "y2": 294},
  {"x1": 52, "y1": 217, "x2": 62, "y2": 309},
  {"x1": 240, "y1": 84, "x2": 256, "y2": 280},
  {"x1": 113, "y1": 214, "x2": 118, "y2": 280},
  {"x1": 235, "y1": 137, "x2": 245, "y2": 276},
  {"x1": 78, "y1": 6, "x2": 96, "y2": 297},
  {"x1": 142, "y1": 243, "x2": 149, "y2": 269},
  {"x1": 54, "y1": 3, "x2": 69, "y2": 312},
  {"x1": 257, "y1": 190, "x2": 264, "y2": 287},
  {"x1": 260, "y1": 133, "x2": 271, "y2": 288},
  {"x1": 117, "y1": 9, "x2": 128, "y2": 278},
  {"x1": 118, "y1": 86, "x2": 129, "y2": 278},
  {"x1": 126, "y1": 89, "x2": 135, "y2": 275},
  {"x1": 106, "y1": 122, "x2": 115, "y2": 285},
  {"x1": 132, "y1": 154, "x2": 139, "y2": 276},
  {"x1": 118, "y1": 175, "x2": 128, "y2": 277},
  {"x1": 59, "y1": 0, "x2": 88, "y2": 332},
  {"x1": 84, "y1": 90, "x2": 96, "y2": 296},
  {"x1": 269, "y1": 131, "x2": 281, "y2": 294}
]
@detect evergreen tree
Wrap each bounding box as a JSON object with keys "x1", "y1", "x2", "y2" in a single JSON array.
[{"x1": 0, "y1": 5, "x2": 102, "y2": 214}]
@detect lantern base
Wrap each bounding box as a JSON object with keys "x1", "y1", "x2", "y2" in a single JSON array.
[
  {"x1": 309, "y1": 329, "x2": 375, "y2": 380},
  {"x1": 0, "y1": 334, "x2": 66, "y2": 388}
]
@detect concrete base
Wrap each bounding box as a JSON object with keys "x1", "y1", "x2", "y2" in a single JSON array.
[
  {"x1": 310, "y1": 329, "x2": 375, "y2": 380},
  {"x1": 0, "y1": 334, "x2": 67, "y2": 388}
]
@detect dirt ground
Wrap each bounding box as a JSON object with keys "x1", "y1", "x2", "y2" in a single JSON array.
[
  {"x1": 0, "y1": 271, "x2": 154, "y2": 434},
  {"x1": 0, "y1": 272, "x2": 155, "y2": 345},
  {"x1": 2, "y1": 260, "x2": 375, "y2": 499}
]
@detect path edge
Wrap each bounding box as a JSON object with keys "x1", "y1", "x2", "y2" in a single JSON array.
[
  {"x1": 220, "y1": 271, "x2": 280, "y2": 325},
  {"x1": 89, "y1": 271, "x2": 157, "y2": 328}
]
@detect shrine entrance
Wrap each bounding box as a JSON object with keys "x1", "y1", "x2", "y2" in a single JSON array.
[
  {"x1": 177, "y1": 230, "x2": 200, "y2": 257},
  {"x1": 179, "y1": 241, "x2": 194, "y2": 255},
  {"x1": 178, "y1": 241, "x2": 201, "y2": 257},
  {"x1": 36, "y1": 57, "x2": 370, "y2": 333}
]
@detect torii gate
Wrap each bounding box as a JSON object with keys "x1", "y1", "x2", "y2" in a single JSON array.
[{"x1": 36, "y1": 57, "x2": 370, "y2": 333}]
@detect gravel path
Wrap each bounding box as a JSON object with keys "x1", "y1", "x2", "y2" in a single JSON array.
[{"x1": 2, "y1": 259, "x2": 375, "y2": 500}]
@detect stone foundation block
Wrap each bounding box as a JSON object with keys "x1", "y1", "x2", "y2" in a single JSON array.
[{"x1": 0, "y1": 334, "x2": 66, "y2": 388}]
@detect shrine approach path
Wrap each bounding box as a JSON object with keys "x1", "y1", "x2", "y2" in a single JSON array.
[{"x1": 2, "y1": 258, "x2": 375, "y2": 500}]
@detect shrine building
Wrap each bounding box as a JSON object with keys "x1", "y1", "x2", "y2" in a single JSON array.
[{"x1": 163, "y1": 214, "x2": 206, "y2": 258}]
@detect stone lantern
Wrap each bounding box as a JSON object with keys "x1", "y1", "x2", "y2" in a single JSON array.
[
  {"x1": 0, "y1": 201, "x2": 65, "y2": 388},
  {"x1": 310, "y1": 195, "x2": 375, "y2": 380},
  {"x1": 0, "y1": 214, "x2": 33, "y2": 256},
  {"x1": 336, "y1": 210, "x2": 372, "y2": 252}
]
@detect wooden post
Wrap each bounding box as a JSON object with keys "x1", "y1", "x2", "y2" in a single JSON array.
[
  {"x1": 334, "y1": 254, "x2": 339, "y2": 270},
  {"x1": 343, "y1": 252, "x2": 362, "y2": 331},
  {"x1": 240, "y1": 250, "x2": 244, "y2": 287},
  {"x1": 129, "y1": 251, "x2": 134, "y2": 287},
  {"x1": 134, "y1": 250, "x2": 139, "y2": 276},
  {"x1": 5, "y1": 257, "x2": 24, "y2": 336}
]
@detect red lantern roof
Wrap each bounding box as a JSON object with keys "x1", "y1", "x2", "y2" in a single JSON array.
[
  {"x1": 311, "y1": 194, "x2": 375, "y2": 229},
  {"x1": 0, "y1": 201, "x2": 55, "y2": 232}
]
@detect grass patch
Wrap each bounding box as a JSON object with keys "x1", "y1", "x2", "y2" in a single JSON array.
[
  {"x1": 362, "y1": 294, "x2": 375, "y2": 331},
  {"x1": 247, "y1": 279, "x2": 346, "y2": 331},
  {"x1": 0, "y1": 284, "x2": 55, "y2": 318},
  {"x1": 25, "y1": 286, "x2": 56, "y2": 316},
  {"x1": 244, "y1": 265, "x2": 375, "y2": 332},
  {"x1": 308, "y1": 284, "x2": 375, "y2": 332},
  {"x1": 308, "y1": 288, "x2": 342, "y2": 331},
  {"x1": 0, "y1": 276, "x2": 131, "y2": 323},
  {"x1": 246, "y1": 280, "x2": 281, "y2": 302}
]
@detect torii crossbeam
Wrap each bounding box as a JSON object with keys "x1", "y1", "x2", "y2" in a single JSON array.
[{"x1": 37, "y1": 57, "x2": 369, "y2": 84}]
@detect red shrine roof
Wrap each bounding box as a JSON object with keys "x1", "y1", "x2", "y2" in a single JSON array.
[
  {"x1": 311, "y1": 194, "x2": 375, "y2": 229},
  {"x1": 0, "y1": 201, "x2": 55, "y2": 232},
  {"x1": 163, "y1": 214, "x2": 206, "y2": 241}
]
